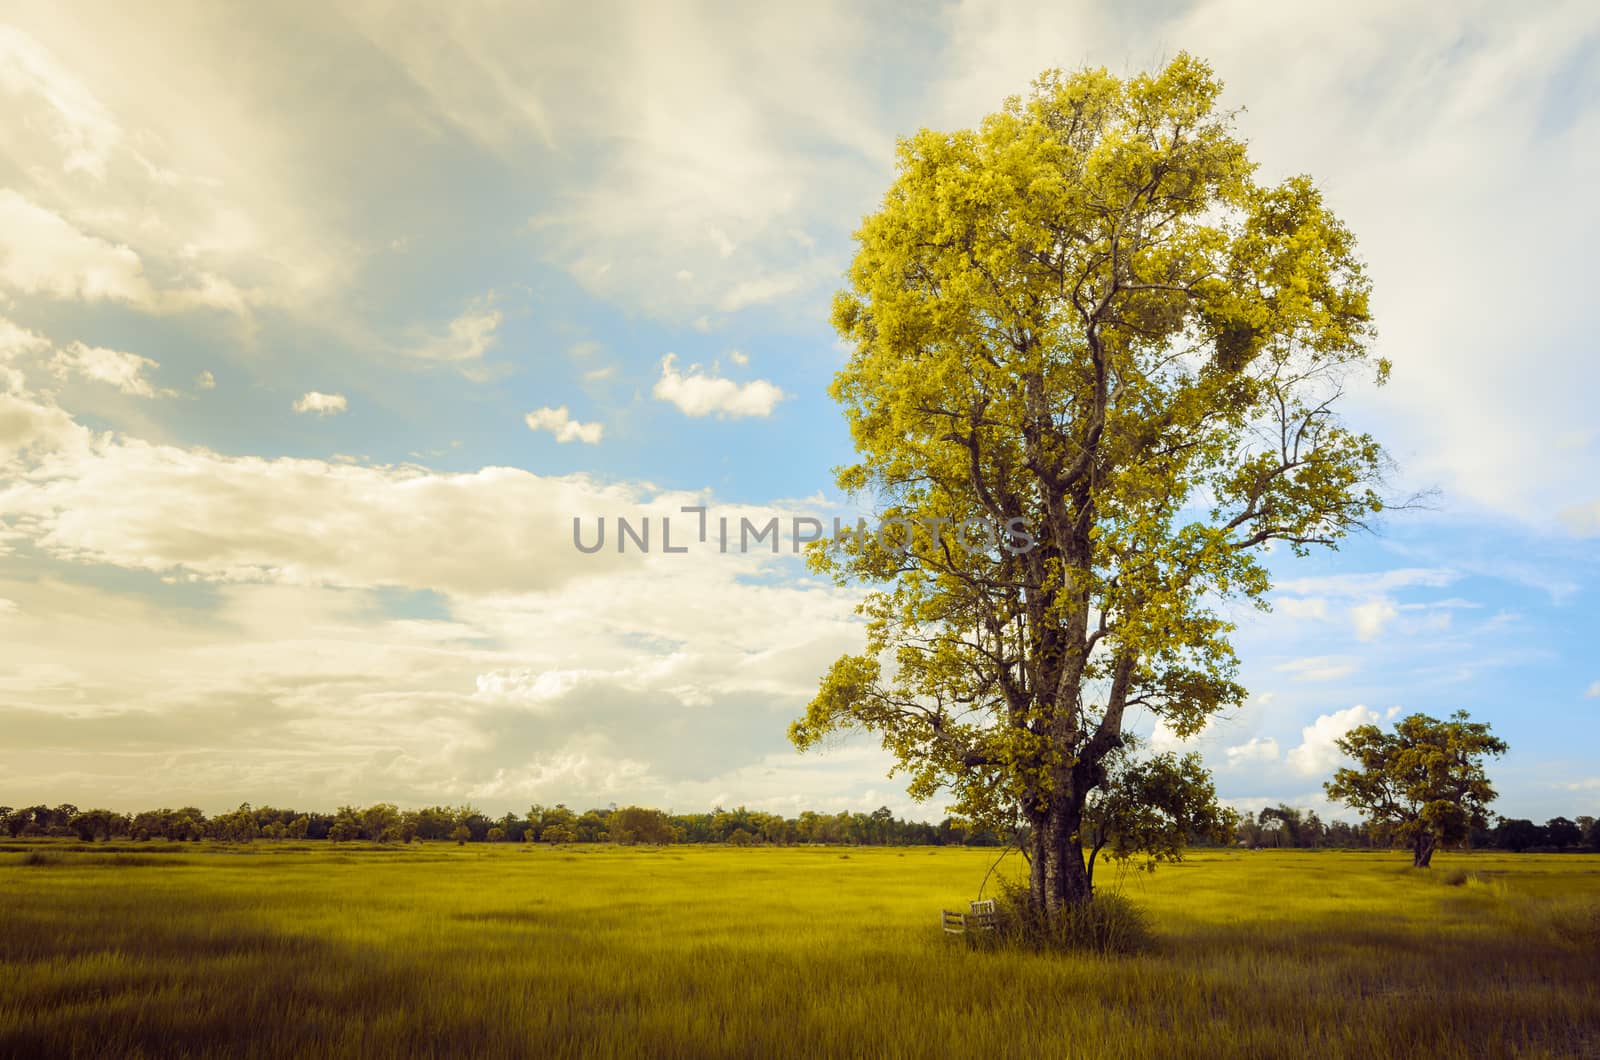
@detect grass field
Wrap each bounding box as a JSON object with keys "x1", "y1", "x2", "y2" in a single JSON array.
[{"x1": 2, "y1": 842, "x2": 1597, "y2": 1058}]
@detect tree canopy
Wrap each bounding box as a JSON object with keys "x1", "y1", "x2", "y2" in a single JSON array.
[
  {"x1": 790, "y1": 53, "x2": 1391, "y2": 912},
  {"x1": 1325, "y1": 711, "x2": 1507, "y2": 867}
]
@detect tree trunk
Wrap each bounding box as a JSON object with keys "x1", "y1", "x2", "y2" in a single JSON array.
[
  {"x1": 1028, "y1": 796, "x2": 1092, "y2": 912},
  {"x1": 1412, "y1": 834, "x2": 1436, "y2": 868}
]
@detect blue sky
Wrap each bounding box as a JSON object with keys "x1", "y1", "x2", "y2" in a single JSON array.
[{"x1": 0, "y1": 2, "x2": 1596, "y2": 823}]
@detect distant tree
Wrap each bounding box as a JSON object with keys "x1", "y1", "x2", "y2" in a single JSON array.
[
  {"x1": 1543, "y1": 817, "x2": 1582, "y2": 849},
  {"x1": 360, "y1": 803, "x2": 402, "y2": 842},
  {"x1": 575, "y1": 809, "x2": 609, "y2": 843},
  {"x1": 610, "y1": 806, "x2": 674, "y2": 845},
  {"x1": 1493, "y1": 818, "x2": 1545, "y2": 852},
  {"x1": 287, "y1": 816, "x2": 309, "y2": 840},
  {"x1": 455, "y1": 806, "x2": 493, "y2": 842},
  {"x1": 67, "y1": 809, "x2": 120, "y2": 842},
  {"x1": 487, "y1": 827, "x2": 507, "y2": 843},
  {"x1": 1258, "y1": 805, "x2": 1306, "y2": 848},
  {"x1": 529, "y1": 804, "x2": 578, "y2": 842},
  {"x1": 540, "y1": 824, "x2": 576, "y2": 844},
  {"x1": 328, "y1": 817, "x2": 360, "y2": 843},
  {"x1": 211, "y1": 804, "x2": 259, "y2": 843},
  {"x1": 1081, "y1": 746, "x2": 1233, "y2": 887},
  {"x1": 405, "y1": 807, "x2": 456, "y2": 841},
  {"x1": 1583, "y1": 816, "x2": 1600, "y2": 851},
  {"x1": 1326, "y1": 711, "x2": 1507, "y2": 867},
  {"x1": 450, "y1": 824, "x2": 471, "y2": 845}
]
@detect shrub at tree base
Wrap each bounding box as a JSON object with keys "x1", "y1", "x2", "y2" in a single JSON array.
[{"x1": 973, "y1": 878, "x2": 1154, "y2": 956}]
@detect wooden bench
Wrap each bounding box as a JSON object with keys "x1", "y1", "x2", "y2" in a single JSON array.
[{"x1": 942, "y1": 898, "x2": 999, "y2": 934}]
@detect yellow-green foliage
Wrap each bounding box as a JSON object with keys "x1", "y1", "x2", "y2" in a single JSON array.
[{"x1": 2, "y1": 844, "x2": 1597, "y2": 1058}]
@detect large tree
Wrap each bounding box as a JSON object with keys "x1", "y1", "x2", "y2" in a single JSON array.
[
  {"x1": 790, "y1": 54, "x2": 1390, "y2": 913},
  {"x1": 1326, "y1": 711, "x2": 1507, "y2": 867}
]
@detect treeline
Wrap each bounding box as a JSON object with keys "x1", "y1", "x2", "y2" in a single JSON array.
[
  {"x1": 7, "y1": 801, "x2": 1596, "y2": 852},
  {"x1": 0, "y1": 802, "x2": 1013, "y2": 847},
  {"x1": 1235, "y1": 804, "x2": 1600, "y2": 853}
]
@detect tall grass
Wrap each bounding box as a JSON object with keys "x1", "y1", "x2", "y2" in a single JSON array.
[{"x1": 1, "y1": 843, "x2": 1596, "y2": 1058}]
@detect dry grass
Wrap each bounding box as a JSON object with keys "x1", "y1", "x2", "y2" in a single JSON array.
[{"x1": 1, "y1": 843, "x2": 1597, "y2": 1058}]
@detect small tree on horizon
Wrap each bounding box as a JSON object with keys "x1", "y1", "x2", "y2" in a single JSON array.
[{"x1": 1325, "y1": 711, "x2": 1507, "y2": 867}]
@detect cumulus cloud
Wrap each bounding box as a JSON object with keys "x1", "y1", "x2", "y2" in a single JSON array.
[
  {"x1": 0, "y1": 415, "x2": 868, "y2": 811},
  {"x1": 195, "y1": 370, "x2": 216, "y2": 391},
  {"x1": 52, "y1": 342, "x2": 165, "y2": 397},
  {"x1": 1224, "y1": 737, "x2": 1281, "y2": 767},
  {"x1": 1287, "y1": 705, "x2": 1380, "y2": 776},
  {"x1": 525, "y1": 405, "x2": 603, "y2": 444},
  {"x1": 653, "y1": 354, "x2": 784, "y2": 418},
  {"x1": 292, "y1": 391, "x2": 347, "y2": 415}
]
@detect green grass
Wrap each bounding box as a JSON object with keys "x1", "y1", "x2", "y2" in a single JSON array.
[{"x1": 2, "y1": 843, "x2": 1597, "y2": 1058}]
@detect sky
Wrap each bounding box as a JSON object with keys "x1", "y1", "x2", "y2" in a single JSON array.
[{"x1": 0, "y1": 1, "x2": 1596, "y2": 824}]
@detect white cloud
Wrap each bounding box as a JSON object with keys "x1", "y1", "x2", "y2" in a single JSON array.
[
  {"x1": 1275, "y1": 568, "x2": 1458, "y2": 598},
  {"x1": 412, "y1": 305, "x2": 501, "y2": 366},
  {"x1": 0, "y1": 389, "x2": 869, "y2": 810},
  {"x1": 1350, "y1": 596, "x2": 1399, "y2": 642},
  {"x1": 0, "y1": 392, "x2": 85, "y2": 464},
  {"x1": 0, "y1": 19, "x2": 353, "y2": 318},
  {"x1": 0, "y1": 191, "x2": 153, "y2": 305},
  {"x1": 1562, "y1": 502, "x2": 1600, "y2": 537},
  {"x1": 52, "y1": 341, "x2": 165, "y2": 397},
  {"x1": 728, "y1": 350, "x2": 749, "y2": 366},
  {"x1": 582, "y1": 366, "x2": 615, "y2": 382},
  {"x1": 1224, "y1": 737, "x2": 1280, "y2": 767},
  {"x1": 195, "y1": 370, "x2": 216, "y2": 391},
  {"x1": 0, "y1": 317, "x2": 51, "y2": 363},
  {"x1": 653, "y1": 354, "x2": 785, "y2": 418},
  {"x1": 1275, "y1": 596, "x2": 1327, "y2": 620},
  {"x1": 1587, "y1": 681, "x2": 1600, "y2": 699},
  {"x1": 1274, "y1": 656, "x2": 1356, "y2": 683},
  {"x1": 0, "y1": 424, "x2": 814, "y2": 599},
  {"x1": 1287, "y1": 705, "x2": 1380, "y2": 776},
  {"x1": 525, "y1": 405, "x2": 603, "y2": 444},
  {"x1": 0, "y1": 24, "x2": 121, "y2": 178},
  {"x1": 293, "y1": 392, "x2": 347, "y2": 415}
]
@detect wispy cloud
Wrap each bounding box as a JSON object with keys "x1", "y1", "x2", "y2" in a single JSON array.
[
  {"x1": 1350, "y1": 597, "x2": 1399, "y2": 642},
  {"x1": 1274, "y1": 656, "x2": 1357, "y2": 683},
  {"x1": 51, "y1": 341, "x2": 166, "y2": 397},
  {"x1": 409, "y1": 301, "x2": 502, "y2": 370}
]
